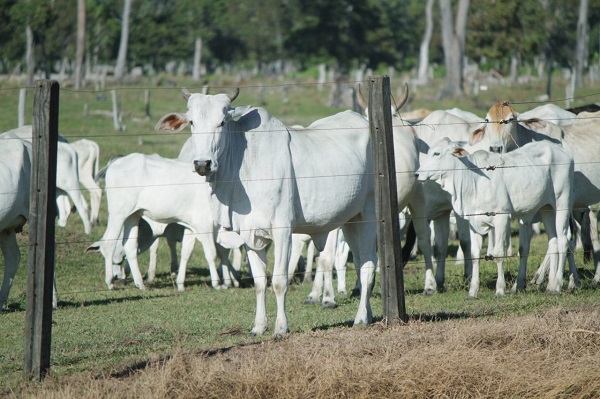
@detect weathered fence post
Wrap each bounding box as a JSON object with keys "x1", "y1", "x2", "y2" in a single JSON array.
[
  {"x1": 367, "y1": 76, "x2": 407, "y2": 324},
  {"x1": 24, "y1": 79, "x2": 59, "y2": 381}
]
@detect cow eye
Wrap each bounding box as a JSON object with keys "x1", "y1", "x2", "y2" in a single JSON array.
[
  {"x1": 433, "y1": 152, "x2": 440, "y2": 156},
  {"x1": 218, "y1": 119, "x2": 225, "y2": 127},
  {"x1": 189, "y1": 120, "x2": 194, "y2": 126}
]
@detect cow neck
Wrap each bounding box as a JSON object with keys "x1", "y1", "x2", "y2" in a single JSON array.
[{"x1": 445, "y1": 155, "x2": 484, "y2": 218}]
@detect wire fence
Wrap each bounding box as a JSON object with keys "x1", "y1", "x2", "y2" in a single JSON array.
[{"x1": 1, "y1": 80, "x2": 600, "y2": 300}]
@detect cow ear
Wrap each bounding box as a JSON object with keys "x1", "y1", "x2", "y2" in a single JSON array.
[
  {"x1": 85, "y1": 243, "x2": 101, "y2": 253},
  {"x1": 452, "y1": 148, "x2": 469, "y2": 158},
  {"x1": 520, "y1": 118, "x2": 546, "y2": 130},
  {"x1": 155, "y1": 113, "x2": 190, "y2": 132},
  {"x1": 469, "y1": 126, "x2": 485, "y2": 146},
  {"x1": 229, "y1": 105, "x2": 252, "y2": 120}
]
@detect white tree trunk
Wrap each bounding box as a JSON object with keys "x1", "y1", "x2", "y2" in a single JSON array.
[
  {"x1": 74, "y1": 0, "x2": 86, "y2": 90},
  {"x1": 114, "y1": 0, "x2": 132, "y2": 82},
  {"x1": 438, "y1": 0, "x2": 469, "y2": 98},
  {"x1": 575, "y1": 0, "x2": 589, "y2": 87},
  {"x1": 417, "y1": 0, "x2": 434, "y2": 84},
  {"x1": 192, "y1": 37, "x2": 203, "y2": 81},
  {"x1": 26, "y1": 25, "x2": 35, "y2": 85}
]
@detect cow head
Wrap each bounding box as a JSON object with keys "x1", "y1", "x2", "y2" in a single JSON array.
[
  {"x1": 416, "y1": 137, "x2": 468, "y2": 182},
  {"x1": 155, "y1": 88, "x2": 240, "y2": 176},
  {"x1": 469, "y1": 101, "x2": 518, "y2": 153}
]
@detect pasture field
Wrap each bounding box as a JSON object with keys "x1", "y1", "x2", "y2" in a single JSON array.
[{"x1": 1, "y1": 74, "x2": 600, "y2": 396}]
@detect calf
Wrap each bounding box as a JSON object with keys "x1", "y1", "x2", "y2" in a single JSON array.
[
  {"x1": 417, "y1": 138, "x2": 575, "y2": 297},
  {"x1": 92, "y1": 153, "x2": 242, "y2": 291}
]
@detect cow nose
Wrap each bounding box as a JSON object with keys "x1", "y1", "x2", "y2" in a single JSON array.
[
  {"x1": 414, "y1": 173, "x2": 419, "y2": 178},
  {"x1": 489, "y1": 146, "x2": 503, "y2": 153},
  {"x1": 193, "y1": 159, "x2": 212, "y2": 175}
]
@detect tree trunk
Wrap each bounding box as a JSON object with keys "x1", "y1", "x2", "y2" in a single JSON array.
[
  {"x1": 74, "y1": 0, "x2": 86, "y2": 90},
  {"x1": 114, "y1": 0, "x2": 132, "y2": 83},
  {"x1": 439, "y1": 0, "x2": 469, "y2": 99},
  {"x1": 510, "y1": 52, "x2": 519, "y2": 83},
  {"x1": 26, "y1": 25, "x2": 35, "y2": 85},
  {"x1": 417, "y1": 0, "x2": 434, "y2": 84},
  {"x1": 575, "y1": 0, "x2": 589, "y2": 88},
  {"x1": 192, "y1": 37, "x2": 203, "y2": 81}
]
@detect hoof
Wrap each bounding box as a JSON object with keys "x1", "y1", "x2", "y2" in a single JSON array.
[
  {"x1": 467, "y1": 295, "x2": 478, "y2": 301},
  {"x1": 591, "y1": 280, "x2": 599, "y2": 288},
  {"x1": 321, "y1": 301, "x2": 337, "y2": 309},
  {"x1": 304, "y1": 297, "x2": 320, "y2": 305},
  {"x1": 422, "y1": 288, "x2": 436, "y2": 296}
]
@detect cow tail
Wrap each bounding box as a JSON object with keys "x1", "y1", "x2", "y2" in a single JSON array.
[
  {"x1": 401, "y1": 220, "x2": 417, "y2": 268},
  {"x1": 94, "y1": 155, "x2": 124, "y2": 183}
]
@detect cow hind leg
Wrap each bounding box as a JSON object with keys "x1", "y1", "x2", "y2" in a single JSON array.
[
  {"x1": 0, "y1": 231, "x2": 21, "y2": 310},
  {"x1": 175, "y1": 231, "x2": 196, "y2": 291}
]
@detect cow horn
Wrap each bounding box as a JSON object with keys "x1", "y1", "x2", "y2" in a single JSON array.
[
  {"x1": 394, "y1": 82, "x2": 409, "y2": 114},
  {"x1": 356, "y1": 83, "x2": 367, "y2": 110},
  {"x1": 227, "y1": 88, "x2": 240, "y2": 103},
  {"x1": 182, "y1": 87, "x2": 192, "y2": 101}
]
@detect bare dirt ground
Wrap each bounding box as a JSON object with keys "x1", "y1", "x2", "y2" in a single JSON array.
[{"x1": 10, "y1": 305, "x2": 600, "y2": 399}]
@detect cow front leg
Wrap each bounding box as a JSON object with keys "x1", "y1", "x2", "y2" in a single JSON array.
[
  {"x1": 247, "y1": 248, "x2": 269, "y2": 336},
  {"x1": 175, "y1": 231, "x2": 196, "y2": 291},
  {"x1": 0, "y1": 231, "x2": 20, "y2": 310},
  {"x1": 122, "y1": 216, "x2": 146, "y2": 290},
  {"x1": 468, "y1": 232, "x2": 483, "y2": 299},
  {"x1": 272, "y1": 229, "x2": 292, "y2": 337}
]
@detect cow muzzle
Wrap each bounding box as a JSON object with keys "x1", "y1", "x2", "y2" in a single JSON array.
[
  {"x1": 489, "y1": 145, "x2": 503, "y2": 153},
  {"x1": 194, "y1": 159, "x2": 213, "y2": 176}
]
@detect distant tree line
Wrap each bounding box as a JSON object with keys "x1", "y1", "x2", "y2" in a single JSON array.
[{"x1": 1, "y1": 0, "x2": 599, "y2": 97}]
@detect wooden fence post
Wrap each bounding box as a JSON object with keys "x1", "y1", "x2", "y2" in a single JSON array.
[
  {"x1": 24, "y1": 79, "x2": 59, "y2": 381},
  {"x1": 367, "y1": 76, "x2": 407, "y2": 324}
]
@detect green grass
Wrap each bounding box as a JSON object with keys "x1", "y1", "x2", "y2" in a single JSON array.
[{"x1": 1, "y1": 73, "x2": 600, "y2": 392}]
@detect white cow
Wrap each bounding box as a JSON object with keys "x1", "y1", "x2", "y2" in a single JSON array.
[
  {"x1": 157, "y1": 88, "x2": 380, "y2": 337},
  {"x1": 0, "y1": 138, "x2": 32, "y2": 310},
  {"x1": 91, "y1": 153, "x2": 243, "y2": 292},
  {"x1": 417, "y1": 138, "x2": 576, "y2": 297},
  {"x1": 1, "y1": 126, "x2": 92, "y2": 235},
  {"x1": 470, "y1": 101, "x2": 600, "y2": 286}
]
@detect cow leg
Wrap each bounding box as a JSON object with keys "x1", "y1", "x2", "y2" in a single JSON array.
[
  {"x1": 175, "y1": 230, "x2": 196, "y2": 291},
  {"x1": 335, "y1": 234, "x2": 349, "y2": 296},
  {"x1": 456, "y1": 216, "x2": 473, "y2": 281},
  {"x1": 513, "y1": 222, "x2": 532, "y2": 292},
  {"x1": 304, "y1": 240, "x2": 316, "y2": 283},
  {"x1": 431, "y1": 215, "x2": 449, "y2": 293},
  {"x1": 305, "y1": 258, "x2": 324, "y2": 305},
  {"x1": 407, "y1": 198, "x2": 435, "y2": 294},
  {"x1": 468, "y1": 232, "x2": 483, "y2": 299},
  {"x1": 287, "y1": 235, "x2": 306, "y2": 284},
  {"x1": 343, "y1": 219, "x2": 377, "y2": 328},
  {"x1": 56, "y1": 193, "x2": 71, "y2": 227},
  {"x1": 79, "y1": 174, "x2": 102, "y2": 226},
  {"x1": 556, "y1": 209, "x2": 577, "y2": 291},
  {"x1": 589, "y1": 209, "x2": 600, "y2": 287},
  {"x1": 122, "y1": 215, "x2": 146, "y2": 290},
  {"x1": 217, "y1": 243, "x2": 240, "y2": 289},
  {"x1": 247, "y1": 248, "x2": 269, "y2": 336},
  {"x1": 65, "y1": 188, "x2": 92, "y2": 235},
  {"x1": 101, "y1": 215, "x2": 127, "y2": 290},
  {"x1": 196, "y1": 232, "x2": 222, "y2": 289},
  {"x1": 145, "y1": 237, "x2": 160, "y2": 284},
  {"x1": 543, "y1": 213, "x2": 560, "y2": 294},
  {"x1": 272, "y1": 228, "x2": 292, "y2": 337},
  {"x1": 492, "y1": 216, "x2": 510, "y2": 297},
  {"x1": 167, "y1": 236, "x2": 179, "y2": 277},
  {"x1": 0, "y1": 231, "x2": 20, "y2": 310}
]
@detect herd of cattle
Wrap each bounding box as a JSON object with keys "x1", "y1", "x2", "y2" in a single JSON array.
[{"x1": 1, "y1": 84, "x2": 599, "y2": 337}]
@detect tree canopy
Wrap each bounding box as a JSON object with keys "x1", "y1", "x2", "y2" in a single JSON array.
[{"x1": 1, "y1": 0, "x2": 599, "y2": 79}]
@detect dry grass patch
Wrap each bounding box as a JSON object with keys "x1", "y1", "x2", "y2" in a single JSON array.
[{"x1": 9, "y1": 305, "x2": 600, "y2": 399}]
